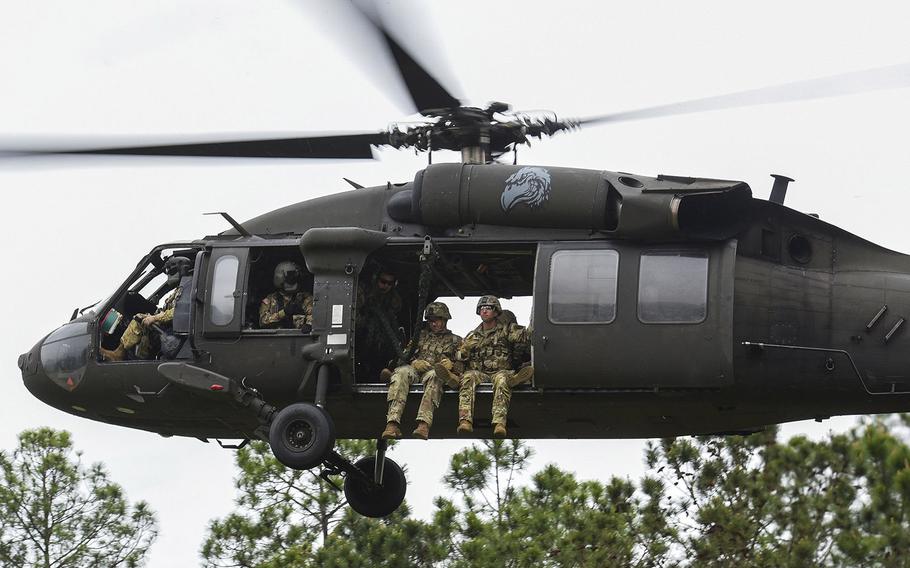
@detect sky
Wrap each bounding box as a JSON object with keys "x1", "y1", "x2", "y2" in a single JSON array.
[{"x1": 2, "y1": 1, "x2": 910, "y2": 566}]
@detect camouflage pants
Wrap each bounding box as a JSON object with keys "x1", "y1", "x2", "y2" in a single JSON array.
[
  {"x1": 120, "y1": 320, "x2": 155, "y2": 359},
  {"x1": 458, "y1": 369, "x2": 515, "y2": 426},
  {"x1": 386, "y1": 365, "x2": 444, "y2": 427}
]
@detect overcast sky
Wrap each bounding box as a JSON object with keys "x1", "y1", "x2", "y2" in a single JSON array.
[{"x1": 2, "y1": 1, "x2": 910, "y2": 566}]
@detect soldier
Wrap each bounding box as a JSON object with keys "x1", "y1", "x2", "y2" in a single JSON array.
[
  {"x1": 101, "y1": 256, "x2": 192, "y2": 361},
  {"x1": 356, "y1": 269, "x2": 405, "y2": 380},
  {"x1": 498, "y1": 309, "x2": 531, "y2": 370},
  {"x1": 359, "y1": 270, "x2": 403, "y2": 319},
  {"x1": 437, "y1": 296, "x2": 533, "y2": 438},
  {"x1": 259, "y1": 261, "x2": 314, "y2": 331},
  {"x1": 381, "y1": 302, "x2": 461, "y2": 440}
]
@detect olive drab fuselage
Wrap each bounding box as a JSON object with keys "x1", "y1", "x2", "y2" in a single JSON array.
[{"x1": 19, "y1": 162, "x2": 910, "y2": 441}]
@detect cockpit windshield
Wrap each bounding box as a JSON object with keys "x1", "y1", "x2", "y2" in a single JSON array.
[{"x1": 77, "y1": 295, "x2": 113, "y2": 319}]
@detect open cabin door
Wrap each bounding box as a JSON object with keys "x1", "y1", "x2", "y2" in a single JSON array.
[{"x1": 532, "y1": 241, "x2": 736, "y2": 389}]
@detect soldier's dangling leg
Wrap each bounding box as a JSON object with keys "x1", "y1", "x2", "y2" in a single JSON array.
[
  {"x1": 491, "y1": 370, "x2": 514, "y2": 427},
  {"x1": 416, "y1": 370, "x2": 443, "y2": 428},
  {"x1": 383, "y1": 365, "x2": 417, "y2": 439},
  {"x1": 458, "y1": 370, "x2": 485, "y2": 426},
  {"x1": 386, "y1": 365, "x2": 418, "y2": 425}
]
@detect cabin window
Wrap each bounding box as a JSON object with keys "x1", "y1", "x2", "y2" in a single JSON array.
[
  {"x1": 548, "y1": 249, "x2": 618, "y2": 324},
  {"x1": 210, "y1": 255, "x2": 240, "y2": 326},
  {"x1": 637, "y1": 252, "x2": 708, "y2": 324}
]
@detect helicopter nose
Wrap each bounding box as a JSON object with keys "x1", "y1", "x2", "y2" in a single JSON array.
[
  {"x1": 20, "y1": 322, "x2": 91, "y2": 409},
  {"x1": 19, "y1": 340, "x2": 52, "y2": 403}
]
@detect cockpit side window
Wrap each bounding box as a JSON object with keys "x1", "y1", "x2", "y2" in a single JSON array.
[
  {"x1": 98, "y1": 247, "x2": 199, "y2": 362},
  {"x1": 210, "y1": 255, "x2": 239, "y2": 326}
]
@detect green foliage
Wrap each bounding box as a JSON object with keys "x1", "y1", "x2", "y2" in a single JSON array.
[
  {"x1": 203, "y1": 417, "x2": 910, "y2": 567},
  {"x1": 0, "y1": 428, "x2": 157, "y2": 568},
  {"x1": 201, "y1": 439, "x2": 383, "y2": 568}
]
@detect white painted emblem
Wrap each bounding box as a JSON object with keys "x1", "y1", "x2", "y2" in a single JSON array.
[{"x1": 500, "y1": 166, "x2": 552, "y2": 212}]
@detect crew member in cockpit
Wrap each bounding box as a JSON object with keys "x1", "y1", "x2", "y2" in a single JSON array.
[
  {"x1": 101, "y1": 256, "x2": 192, "y2": 361},
  {"x1": 259, "y1": 261, "x2": 313, "y2": 331}
]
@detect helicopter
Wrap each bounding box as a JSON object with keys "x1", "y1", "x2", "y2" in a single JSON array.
[{"x1": 11, "y1": 2, "x2": 910, "y2": 518}]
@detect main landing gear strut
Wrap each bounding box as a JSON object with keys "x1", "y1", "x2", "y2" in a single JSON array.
[{"x1": 158, "y1": 362, "x2": 406, "y2": 518}]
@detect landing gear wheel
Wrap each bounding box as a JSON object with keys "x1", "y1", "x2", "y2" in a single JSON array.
[
  {"x1": 269, "y1": 403, "x2": 335, "y2": 470},
  {"x1": 343, "y1": 456, "x2": 406, "y2": 518}
]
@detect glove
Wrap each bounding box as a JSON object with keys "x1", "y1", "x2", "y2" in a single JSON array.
[
  {"x1": 411, "y1": 359, "x2": 431, "y2": 373},
  {"x1": 284, "y1": 303, "x2": 303, "y2": 317},
  {"x1": 438, "y1": 357, "x2": 454, "y2": 371}
]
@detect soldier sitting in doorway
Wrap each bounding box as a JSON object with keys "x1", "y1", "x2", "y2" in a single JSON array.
[
  {"x1": 498, "y1": 309, "x2": 532, "y2": 370},
  {"x1": 381, "y1": 302, "x2": 462, "y2": 440},
  {"x1": 356, "y1": 268, "x2": 405, "y2": 380},
  {"x1": 101, "y1": 256, "x2": 192, "y2": 361},
  {"x1": 259, "y1": 261, "x2": 313, "y2": 331},
  {"x1": 436, "y1": 296, "x2": 533, "y2": 438}
]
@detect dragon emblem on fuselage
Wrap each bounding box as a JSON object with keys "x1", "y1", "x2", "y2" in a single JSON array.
[{"x1": 500, "y1": 166, "x2": 552, "y2": 212}]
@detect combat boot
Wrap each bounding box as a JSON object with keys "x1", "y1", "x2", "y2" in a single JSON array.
[
  {"x1": 379, "y1": 368, "x2": 393, "y2": 382},
  {"x1": 509, "y1": 365, "x2": 534, "y2": 387},
  {"x1": 100, "y1": 345, "x2": 126, "y2": 362},
  {"x1": 412, "y1": 421, "x2": 430, "y2": 440},
  {"x1": 457, "y1": 419, "x2": 473, "y2": 434},
  {"x1": 381, "y1": 421, "x2": 402, "y2": 440},
  {"x1": 493, "y1": 423, "x2": 507, "y2": 438},
  {"x1": 434, "y1": 364, "x2": 460, "y2": 389}
]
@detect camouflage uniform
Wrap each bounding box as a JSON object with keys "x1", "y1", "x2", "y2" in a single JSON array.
[
  {"x1": 356, "y1": 283, "x2": 403, "y2": 323},
  {"x1": 356, "y1": 281, "x2": 404, "y2": 376},
  {"x1": 120, "y1": 288, "x2": 180, "y2": 358},
  {"x1": 259, "y1": 291, "x2": 314, "y2": 329},
  {"x1": 457, "y1": 321, "x2": 531, "y2": 426},
  {"x1": 386, "y1": 327, "x2": 462, "y2": 427}
]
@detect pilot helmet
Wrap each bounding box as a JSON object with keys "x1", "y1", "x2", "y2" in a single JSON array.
[
  {"x1": 274, "y1": 261, "x2": 302, "y2": 293},
  {"x1": 164, "y1": 256, "x2": 193, "y2": 287},
  {"x1": 476, "y1": 295, "x2": 502, "y2": 315},
  {"x1": 424, "y1": 301, "x2": 452, "y2": 321}
]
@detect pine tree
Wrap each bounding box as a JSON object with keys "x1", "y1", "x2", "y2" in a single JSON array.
[{"x1": 0, "y1": 428, "x2": 157, "y2": 568}]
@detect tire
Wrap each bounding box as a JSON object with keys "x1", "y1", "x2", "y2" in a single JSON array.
[
  {"x1": 344, "y1": 456, "x2": 407, "y2": 518},
  {"x1": 268, "y1": 403, "x2": 335, "y2": 470}
]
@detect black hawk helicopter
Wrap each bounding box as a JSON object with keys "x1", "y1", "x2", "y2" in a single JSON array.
[{"x1": 12, "y1": 3, "x2": 910, "y2": 517}]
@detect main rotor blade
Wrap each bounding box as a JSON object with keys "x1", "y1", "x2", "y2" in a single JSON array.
[
  {"x1": 0, "y1": 132, "x2": 390, "y2": 159},
  {"x1": 347, "y1": 1, "x2": 460, "y2": 114},
  {"x1": 578, "y1": 61, "x2": 910, "y2": 126}
]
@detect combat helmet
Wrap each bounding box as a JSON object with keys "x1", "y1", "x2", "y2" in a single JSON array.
[
  {"x1": 274, "y1": 261, "x2": 302, "y2": 292},
  {"x1": 424, "y1": 301, "x2": 452, "y2": 320},
  {"x1": 164, "y1": 256, "x2": 193, "y2": 287},
  {"x1": 476, "y1": 295, "x2": 502, "y2": 314}
]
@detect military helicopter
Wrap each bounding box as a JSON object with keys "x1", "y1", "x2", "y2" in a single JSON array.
[{"x1": 12, "y1": 2, "x2": 910, "y2": 517}]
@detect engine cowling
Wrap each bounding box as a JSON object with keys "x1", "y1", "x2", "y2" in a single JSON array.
[{"x1": 387, "y1": 163, "x2": 753, "y2": 240}]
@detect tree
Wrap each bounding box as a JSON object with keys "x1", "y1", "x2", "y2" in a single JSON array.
[
  {"x1": 649, "y1": 418, "x2": 910, "y2": 567},
  {"x1": 438, "y1": 439, "x2": 673, "y2": 568},
  {"x1": 203, "y1": 417, "x2": 910, "y2": 567},
  {"x1": 201, "y1": 439, "x2": 389, "y2": 568},
  {"x1": 0, "y1": 428, "x2": 157, "y2": 568}
]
